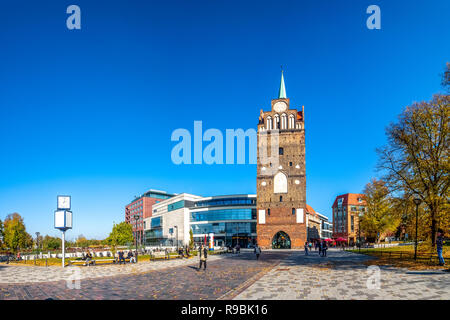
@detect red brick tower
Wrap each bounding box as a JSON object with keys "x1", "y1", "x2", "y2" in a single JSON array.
[{"x1": 256, "y1": 71, "x2": 307, "y2": 249}]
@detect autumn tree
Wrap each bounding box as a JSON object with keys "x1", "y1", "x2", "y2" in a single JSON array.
[
  {"x1": 0, "y1": 219, "x2": 4, "y2": 249},
  {"x1": 360, "y1": 179, "x2": 400, "y2": 242},
  {"x1": 441, "y1": 62, "x2": 449, "y2": 92},
  {"x1": 76, "y1": 234, "x2": 89, "y2": 248},
  {"x1": 3, "y1": 213, "x2": 33, "y2": 252},
  {"x1": 377, "y1": 93, "x2": 449, "y2": 247}
]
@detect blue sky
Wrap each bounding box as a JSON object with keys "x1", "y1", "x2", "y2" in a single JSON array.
[{"x1": 0, "y1": 0, "x2": 449, "y2": 240}]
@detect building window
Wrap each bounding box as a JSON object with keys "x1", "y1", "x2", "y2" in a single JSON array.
[
  {"x1": 289, "y1": 162, "x2": 292, "y2": 166},
  {"x1": 292, "y1": 208, "x2": 295, "y2": 215},
  {"x1": 279, "y1": 147, "x2": 284, "y2": 155},
  {"x1": 280, "y1": 196, "x2": 283, "y2": 202},
  {"x1": 268, "y1": 209, "x2": 271, "y2": 216},
  {"x1": 266, "y1": 116, "x2": 272, "y2": 130},
  {"x1": 289, "y1": 114, "x2": 295, "y2": 129},
  {"x1": 281, "y1": 113, "x2": 287, "y2": 129}
]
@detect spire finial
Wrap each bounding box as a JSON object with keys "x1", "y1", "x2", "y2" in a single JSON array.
[{"x1": 278, "y1": 67, "x2": 287, "y2": 99}]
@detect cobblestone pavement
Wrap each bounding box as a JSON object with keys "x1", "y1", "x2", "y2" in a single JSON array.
[
  {"x1": 0, "y1": 251, "x2": 287, "y2": 300},
  {"x1": 0, "y1": 255, "x2": 226, "y2": 284},
  {"x1": 234, "y1": 249, "x2": 450, "y2": 300}
]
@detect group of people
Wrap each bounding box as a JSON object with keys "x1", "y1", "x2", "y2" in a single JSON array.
[
  {"x1": 117, "y1": 250, "x2": 137, "y2": 264},
  {"x1": 304, "y1": 240, "x2": 328, "y2": 257},
  {"x1": 177, "y1": 246, "x2": 191, "y2": 258},
  {"x1": 83, "y1": 251, "x2": 94, "y2": 266}
]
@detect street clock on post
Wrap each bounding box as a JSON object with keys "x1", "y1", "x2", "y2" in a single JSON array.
[
  {"x1": 55, "y1": 195, "x2": 73, "y2": 268},
  {"x1": 57, "y1": 195, "x2": 71, "y2": 210}
]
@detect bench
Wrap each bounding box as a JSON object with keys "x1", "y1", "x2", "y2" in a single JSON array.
[
  {"x1": 116, "y1": 257, "x2": 134, "y2": 264},
  {"x1": 150, "y1": 252, "x2": 168, "y2": 261},
  {"x1": 68, "y1": 258, "x2": 117, "y2": 267}
]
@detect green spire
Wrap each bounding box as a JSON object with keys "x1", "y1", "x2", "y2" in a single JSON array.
[{"x1": 278, "y1": 69, "x2": 287, "y2": 99}]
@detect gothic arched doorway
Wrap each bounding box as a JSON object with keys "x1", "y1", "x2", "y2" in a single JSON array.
[{"x1": 272, "y1": 231, "x2": 291, "y2": 249}]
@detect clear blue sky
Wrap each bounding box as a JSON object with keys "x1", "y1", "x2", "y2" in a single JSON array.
[{"x1": 0, "y1": 0, "x2": 448, "y2": 240}]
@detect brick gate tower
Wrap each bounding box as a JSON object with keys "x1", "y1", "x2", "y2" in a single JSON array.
[{"x1": 256, "y1": 71, "x2": 307, "y2": 249}]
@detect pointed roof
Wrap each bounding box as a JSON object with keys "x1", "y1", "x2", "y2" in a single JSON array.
[{"x1": 278, "y1": 70, "x2": 287, "y2": 99}]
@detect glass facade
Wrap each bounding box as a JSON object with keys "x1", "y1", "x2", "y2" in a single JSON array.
[
  {"x1": 191, "y1": 222, "x2": 256, "y2": 235},
  {"x1": 151, "y1": 216, "x2": 162, "y2": 228},
  {"x1": 168, "y1": 200, "x2": 185, "y2": 212},
  {"x1": 191, "y1": 208, "x2": 256, "y2": 222},
  {"x1": 195, "y1": 197, "x2": 256, "y2": 208},
  {"x1": 191, "y1": 197, "x2": 257, "y2": 248},
  {"x1": 144, "y1": 192, "x2": 173, "y2": 200},
  {"x1": 145, "y1": 228, "x2": 163, "y2": 239}
]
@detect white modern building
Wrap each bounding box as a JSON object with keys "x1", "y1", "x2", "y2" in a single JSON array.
[
  {"x1": 316, "y1": 212, "x2": 333, "y2": 239},
  {"x1": 143, "y1": 193, "x2": 202, "y2": 247},
  {"x1": 143, "y1": 193, "x2": 257, "y2": 248}
]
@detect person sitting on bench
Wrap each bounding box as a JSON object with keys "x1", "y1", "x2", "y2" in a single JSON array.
[
  {"x1": 84, "y1": 252, "x2": 93, "y2": 266},
  {"x1": 118, "y1": 251, "x2": 125, "y2": 264},
  {"x1": 129, "y1": 251, "x2": 136, "y2": 263}
]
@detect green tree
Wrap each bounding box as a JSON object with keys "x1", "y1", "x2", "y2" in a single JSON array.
[
  {"x1": 360, "y1": 179, "x2": 400, "y2": 242},
  {"x1": 42, "y1": 235, "x2": 61, "y2": 250},
  {"x1": 3, "y1": 213, "x2": 32, "y2": 252},
  {"x1": 106, "y1": 222, "x2": 133, "y2": 248},
  {"x1": 189, "y1": 229, "x2": 194, "y2": 250}
]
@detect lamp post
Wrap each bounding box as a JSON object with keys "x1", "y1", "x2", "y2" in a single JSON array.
[
  {"x1": 133, "y1": 214, "x2": 139, "y2": 263},
  {"x1": 358, "y1": 220, "x2": 361, "y2": 253},
  {"x1": 133, "y1": 214, "x2": 139, "y2": 250},
  {"x1": 413, "y1": 196, "x2": 422, "y2": 260},
  {"x1": 35, "y1": 232, "x2": 40, "y2": 251},
  {"x1": 174, "y1": 225, "x2": 178, "y2": 251}
]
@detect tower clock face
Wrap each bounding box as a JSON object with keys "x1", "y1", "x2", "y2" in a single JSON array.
[{"x1": 273, "y1": 101, "x2": 287, "y2": 112}]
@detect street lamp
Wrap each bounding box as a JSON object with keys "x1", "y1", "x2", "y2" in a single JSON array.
[
  {"x1": 358, "y1": 217, "x2": 361, "y2": 253},
  {"x1": 133, "y1": 214, "x2": 140, "y2": 263},
  {"x1": 35, "y1": 232, "x2": 40, "y2": 251},
  {"x1": 413, "y1": 196, "x2": 422, "y2": 260},
  {"x1": 174, "y1": 226, "x2": 178, "y2": 251}
]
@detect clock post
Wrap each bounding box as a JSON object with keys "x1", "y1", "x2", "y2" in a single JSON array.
[{"x1": 55, "y1": 195, "x2": 73, "y2": 268}]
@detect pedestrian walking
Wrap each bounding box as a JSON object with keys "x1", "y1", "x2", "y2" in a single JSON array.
[
  {"x1": 198, "y1": 244, "x2": 208, "y2": 271},
  {"x1": 254, "y1": 245, "x2": 262, "y2": 260},
  {"x1": 322, "y1": 241, "x2": 328, "y2": 257},
  {"x1": 437, "y1": 229, "x2": 446, "y2": 266},
  {"x1": 304, "y1": 241, "x2": 309, "y2": 256},
  {"x1": 318, "y1": 241, "x2": 322, "y2": 256}
]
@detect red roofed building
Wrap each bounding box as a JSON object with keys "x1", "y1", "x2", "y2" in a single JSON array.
[{"x1": 331, "y1": 193, "x2": 366, "y2": 245}]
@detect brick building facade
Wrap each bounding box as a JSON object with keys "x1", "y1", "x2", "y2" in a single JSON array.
[
  {"x1": 256, "y1": 71, "x2": 307, "y2": 249},
  {"x1": 125, "y1": 189, "x2": 174, "y2": 246},
  {"x1": 331, "y1": 193, "x2": 366, "y2": 245}
]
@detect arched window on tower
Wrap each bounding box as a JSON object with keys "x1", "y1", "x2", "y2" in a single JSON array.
[
  {"x1": 289, "y1": 114, "x2": 295, "y2": 129},
  {"x1": 281, "y1": 113, "x2": 287, "y2": 129},
  {"x1": 266, "y1": 116, "x2": 272, "y2": 130},
  {"x1": 274, "y1": 114, "x2": 280, "y2": 129}
]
